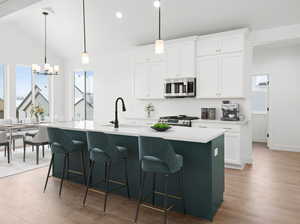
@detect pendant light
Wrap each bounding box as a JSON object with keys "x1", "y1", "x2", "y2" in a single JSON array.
[
  {"x1": 81, "y1": 0, "x2": 90, "y2": 65},
  {"x1": 154, "y1": 0, "x2": 164, "y2": 54},
  {"x1": 32, "y1": 12, "x2": 59, "y2": 76}
]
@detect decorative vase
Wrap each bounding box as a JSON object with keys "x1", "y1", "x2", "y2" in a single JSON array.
[
  {"x1": 35, "y1": 115, "x2": 40, "y2": 123},
  {"x1": 147, "y1": 111, "x2": 151, "y2": 118}
]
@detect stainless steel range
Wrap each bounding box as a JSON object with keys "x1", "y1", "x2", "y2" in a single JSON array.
[{"x1": 159, "y1": 115, "x2": 199, "y2": 127}]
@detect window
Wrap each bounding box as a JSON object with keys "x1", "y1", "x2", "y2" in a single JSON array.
[
  {"x1": 35, "y1": 75, "x2": 50, "y2": 120},
  {"x1": 74, "y1": 71, "x2": 94, "y2": 121},
  {"x1": 251, "y1": 74, "x2": 269, "y2": 112},
  {"x1": 0, "y1": 65, "x2": 4, "y2": 119},
  {"x1": 15, "y1": 65, "x2": 33, "y2": 121}
]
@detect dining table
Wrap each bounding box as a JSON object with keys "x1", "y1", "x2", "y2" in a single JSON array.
[{"x1": 0, "y1": 123, "x2": 40, "y2": 163}]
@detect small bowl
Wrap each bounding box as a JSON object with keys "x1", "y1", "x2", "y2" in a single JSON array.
[{"x1": 151, "y1": 126, "x2": 172, "y2": 132}]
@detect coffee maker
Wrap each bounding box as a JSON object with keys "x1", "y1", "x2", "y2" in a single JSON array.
[{"x1": 221, "y1": 101, "x2": 240, "y2": 121}]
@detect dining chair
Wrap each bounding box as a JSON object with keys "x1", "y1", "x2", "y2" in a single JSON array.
[
  {"x1": 23, "y1": 126, "x2": 49, "y2": 164},
  {"x1": 0, "y1": 131, "x2": 10, "y2": 163}
]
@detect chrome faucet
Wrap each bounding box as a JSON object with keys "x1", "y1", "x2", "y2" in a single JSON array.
[{"x1": 111, "y1": 97, "x2": 126, "y2": 128}]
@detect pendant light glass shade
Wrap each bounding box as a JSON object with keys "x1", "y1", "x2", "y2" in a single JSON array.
[
  {"x1": 155, "y1": 39, "x2": 164, "y2": 54},
  {"x1": 81, "y1": 52, "x2": 90, "y2": 65}
]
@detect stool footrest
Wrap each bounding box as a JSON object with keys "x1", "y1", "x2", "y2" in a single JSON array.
[
  {"x1": 141, "y1": 202, "x2": 175, "y2": 213},
  {"x1": 154, "y1": 191, "x2": 183, "y2": 200},
  {"x1": 67, "y1": 169, "x2": 84, "y2": 176}
]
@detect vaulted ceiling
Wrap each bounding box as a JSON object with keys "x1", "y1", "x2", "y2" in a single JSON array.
[
  {"x1": 1, "y1": 0, "x2": 300, "y2": 61},
  {"x1": 0, "y1": 0, "x2": 41, "y2": 17}
]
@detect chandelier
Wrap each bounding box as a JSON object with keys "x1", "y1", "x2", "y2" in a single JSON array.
[{"x1": 32, "y1": 12, "x2": 59, "y2": 76}]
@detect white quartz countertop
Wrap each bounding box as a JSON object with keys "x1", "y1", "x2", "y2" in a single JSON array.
[{"x1": 41, "y1": 121, "x2": 225, "y2": 144}]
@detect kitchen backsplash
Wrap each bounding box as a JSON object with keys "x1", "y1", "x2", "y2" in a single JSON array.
[{"x1": 125, "y1": 98, "x2": 246, "y2": 120}]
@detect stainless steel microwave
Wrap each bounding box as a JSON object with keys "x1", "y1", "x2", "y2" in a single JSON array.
[{"x1": 164, "y1": 77, "x2": 196, "y2": 98}]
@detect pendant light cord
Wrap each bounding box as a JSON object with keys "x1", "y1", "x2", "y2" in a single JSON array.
[
  {"x1": 158, "y1": 1, "x2": 161, "y2": 40},
  {"x1": 44, "y1": 12, "x2": 48, "y2": 64},
  {"x1": 83, "y1": 0, "x2": 87, "y2": 53}
]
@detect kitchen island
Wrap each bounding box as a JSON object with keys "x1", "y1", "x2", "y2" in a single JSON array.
[{"x1": 42, "y1": 121, "x2": 225, "y2": 221}]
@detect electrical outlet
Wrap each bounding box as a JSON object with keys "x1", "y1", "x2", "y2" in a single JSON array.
[{"x1": 214, "y1": 148, "x2": 218, "y2": 157}]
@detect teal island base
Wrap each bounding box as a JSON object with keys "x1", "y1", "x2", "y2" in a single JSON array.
[{"x1": 52, "y1": 132, "x2": 224, "y2": 221}]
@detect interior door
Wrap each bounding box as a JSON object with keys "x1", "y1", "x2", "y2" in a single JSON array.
[{"x1": 196, "y1": 56, "x2": 220, "y2": 98}]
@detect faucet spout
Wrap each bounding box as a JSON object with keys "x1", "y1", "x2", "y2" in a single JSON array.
[{"x1": 114, "y1": 97, "x2": 126, "y2": 128}]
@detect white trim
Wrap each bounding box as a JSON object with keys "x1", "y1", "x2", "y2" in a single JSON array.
[{"x1": 269, "y1": 144, "x2": 300, "y2": 153}]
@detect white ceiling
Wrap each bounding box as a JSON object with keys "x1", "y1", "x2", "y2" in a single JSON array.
[
  {"x1": 2, "y1": 0, "x2": 300, "y2": 61},
  {"x1": 0, "y1": 0, "x2": 41, "y2": 17}
]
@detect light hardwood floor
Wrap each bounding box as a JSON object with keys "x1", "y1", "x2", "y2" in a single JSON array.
[{"x1": 0, "y1": 143, "x2": 299, "y2": 224}]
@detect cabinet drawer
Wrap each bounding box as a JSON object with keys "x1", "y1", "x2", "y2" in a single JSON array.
[{"x1": 196, "y1": 123, "x2": 241, "y2": 133}]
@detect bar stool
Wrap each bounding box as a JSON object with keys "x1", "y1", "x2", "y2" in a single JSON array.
[
  {"x1": 83, "y1": 131, "x2": 131, "y2": 212},
  {"x1": 44, "y1": 127, "x2": 87, "y2": 196},
  {"x1": 135, "y1": 136, "x2": 186, "y2": 224}
]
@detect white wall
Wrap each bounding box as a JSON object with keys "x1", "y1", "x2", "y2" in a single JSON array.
[
  {"x1": 0, "y1": 21, "x2": 65, "y2": 121},
  {"x1": 253, "y1": 44, "x2": 300, "y2": 152}
]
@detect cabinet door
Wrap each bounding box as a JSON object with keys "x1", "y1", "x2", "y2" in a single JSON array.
[
  {"x1": 224, "y1": 133, "x2": 241, "y2": 165},
  {"x1": 196, "y1": 56, "x2": 220, "y2": 98},
  {"x1": 220, "y1": 35, "x2": 244, "y2": 54},
  {"x1": 165, "y1": 44, "x2": 180, "y2": 78},
  {"x1": 134, "y1": 63, "x2": 149, "y2": 99},
  {"x1": 197, "y1": 38, "x2": 220, "y2": 57},
  {"x1": 148, "y1": 61, "x2": 165, "y2": 99},
  {"x1": 180, "y1": 41, "x2": 196, "y2": 77},
  {"x1": 220, "y1": 53, "x2": 244, "y2": 98}
]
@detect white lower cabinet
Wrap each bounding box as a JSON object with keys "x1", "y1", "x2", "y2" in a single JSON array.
[
  {"x1": 224, "y1": 132, "x2": 241, "y2": 167},
  {"x1": 196, "y1": 122, "x2": 247, "y2": 169}
]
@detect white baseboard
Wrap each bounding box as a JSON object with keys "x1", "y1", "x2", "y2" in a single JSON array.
[{"x1": 269, "y1": 144, "x2": 300, "y2": 152}]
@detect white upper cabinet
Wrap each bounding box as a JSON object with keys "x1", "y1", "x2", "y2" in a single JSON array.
[
  {"x1": 197, "y1": 38, "x2": 220, "y2": 57},
  {"x1": 220, "y1": 35, "x2": 244, "y2": 54},
  {"x1": 133, "y1": 60, "x2": 165, "y2": 99},
  {"x1": 220, "y1": 53, "x2": 244, "y2": 98},
  {"x1": 197, "y1": 31, "x2": 245, "y2": 57},
  {"x1": 165, "y1": 38, "x2": 196, "y2": 78},
  {"x1": 197, "y1": 52, "x2": 245, "y2": 99},
  {"x1": 197, "y1": 56, "x2": 219, "y2": 98},
  {"x1": 197, "y1": 29, "x2": 247, "y2": 98},
  {"x1": 148, "y1": 61, "x2": 165, "y2": 99}
]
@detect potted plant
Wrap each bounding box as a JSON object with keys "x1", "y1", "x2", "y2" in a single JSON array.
[
  {"x1": 30, "y1": 105, "x2": 44, "y2": 123},
  {"x1": 145, "y1": 103, "x2": 155, "y2": 118}
]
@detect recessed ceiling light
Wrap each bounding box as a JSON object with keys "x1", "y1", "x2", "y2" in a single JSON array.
[
  {"x1": 153, "y1": 0, "x2": 160, "y2": 8},
  {"x1": 115, "y1": 11, "x2": 123, "y2": 19}
]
